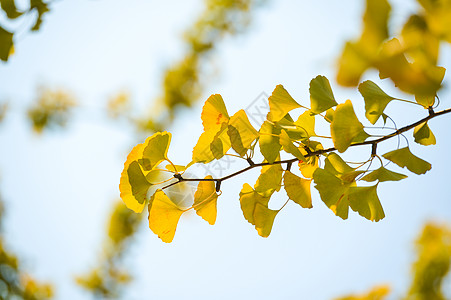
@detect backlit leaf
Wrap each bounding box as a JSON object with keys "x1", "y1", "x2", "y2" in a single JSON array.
[
  {"x1": 239, "y1": 183, "x2": 270, "y2": 225},
  {"x1": 254, "y1": 203, "x2": 278, "y2": 238},
  {"x1": 283, "y1": 171, "x2": 312, "y2": 208},
  {"x1": 210, "y1": 122, "x2": 231, "y2": 159},
  {"x1": 268, "y1": 85, "x2": 301, "y2": 122},
  {"x1": 324, "y1": 153, "x2": 354, "y2": 175},
  {"x1": 336, "y1": 42, "x2": 370, "y2": 87},
  {"x1": 413, "y1": 121, "x2": 436, "y2": 146},
  {"x1": 148, "y1": 190, "x2": 184, "y2": 243},
  {"x1": 0, "y1": 26, "x2": 13, "y2": 62},
  {"x1": 294, "y1": 110, "x2": 316, "y2": 137},
  {"x1": 382, "y1": 147, "x2": 431, "y2": 174},
  {"x1": 193, "y1": 176, "x2": 218, "y2": 225},
  {"x1": 165, "y1": 164, "x2": 186, "y2": 173},
  {"x1": 348, "y1": 185, "x2": 385, "y2": 222},
  {"x1": 259, "y1": 121, "x2": 281, "y2": 163},
  {"x1": 201, "y1": 94, "x2": 229, "y2": 130},
  {"x1": 255, "y1": 164, "x2": 283, "y2": 197},
  {"x1": 331, "y1": 100, "x2": 369, "y2": 152},
  {"x1": 142, "y1": 131, "x2": 171, "y2": 171},
  {"x1": 309, "y1": 75, "x2": 338, "y2": 114},
  {"x1": 127, "y1": 161, "x2": 151, "y2": 208},
  {"x1": 358, "y1": 80, "x2": 396, "y2": 124},
  {"x1": 279, "y1": 130, "x2": 306, "y2": 161},
  {"x1": 120, "y1": 142, "x2": 147, "y2": 213},
  {"x1": 192, "y1": 129, "x2": 217, "y2": 163},
  {"x1": 227, "y1": 109, "x2": 258, "y2": 156},
  {"x1": 361, "y1": 166, "x2": 407, "y2": 182},
  {"x1": 298, "y1": 155, "x2": 318, "y2": 179}
]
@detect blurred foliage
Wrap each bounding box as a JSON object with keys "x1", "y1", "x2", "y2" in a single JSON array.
[
  {"x1": 106, "y1": 91, "x2": 131, "y2": 121},
  {"x1": 0, "y1": 0, "x2": 50, "y2": 61},
  {"x1": 133, "y1": 0, "x2": 266, "y2": 133},
  {"x1": 0, "y1": 102, "x2": 7, "y2": 124},
  {"x1": 76, "y1": 201, "x2": 142, "y2": 299},
  {"x1": 0, "y1": 196, "x2": 53, "y2": 299},
  {"x1": 336, "y1": 222, "x2": 451, "y2": 300},
  {"x1": 27, "y1": 87, "x2": 77, "y2": 133}
]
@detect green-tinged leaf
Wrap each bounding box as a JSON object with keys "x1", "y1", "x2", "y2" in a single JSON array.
[
  {"x1": 239, "y1": 183, "x2": 270, "y2": 225},
  {"x1": 348, "y1": 185, "x2": 385, "y2": 222},
  {"x1": 259, "y1": 121, "x2": 281, "y2": 163},
  {"x1": 210, "y1": 122, "x2": 231, "y2": 159},
  {"x1": 336, "y1": 41, "x2": 371, "y2": 87},
  {"x1": 201, "y1": 94, "x2": 229, "y2": 131},
  {"x1": 254, "y1": 203, "x2": 278, "y2": 237},
  {"x1": 340, "y1": 170, "x2": 365, "y2": 183},
  {"x1": 165, "y1": 164, "x2": 186, "y2": 173},
  {"x1": 141, "y1": 131, "x2": 171, "y2": 171},
  {"x1": 193, "y1": 176, "x2": 218, "y2": 225},
  {"x1": 324, "y1": 153, "x2": 354, "y2": 175},
  {"x1": 283, "y1": 171, "x2": 312, "y2": 208},
  {"x1": 310, "y1": 75, "x2": 338, "y2": 114},
  {"x1": 294, "y1": 110, "x2": 316, "y2": 137},
  {"x1": 325, "y1": 108, "x2": 335, "y2": 123},
  {"x1": 415, "y1": 94, "x2": 435, "y2": 107},
  {"x1": 228, "y1": 109, "x2": 258, "y2": 156},
  {"x1": 331, "y1": 100, "x2": 369, "y2": 152},
  {"x1": 0, "y1": 26, "x2": 13, "y2": 62},
  {"x1": 279, "y1": 130, "x2": 306, "y2": 161},
  {"x1": 120, "y1": 142, "x2": 147, "y2": 213},
  {"x1": 255, "y1": 164, "x2": 283, "y2": 197},
  {"x1": 268, "y1": 85, "x2": 301, "y2": 122},
  {"x1": 1, "y1": 0, "x2": 23, "y2": 19},
  {"x1": 313, "y1": 168, "x2": 351, "y2": 220},
  {"x1": 414, "y1": 121, "x2": 436, "y2": 146},
  {"x1": 382, "y1": 147, "x2": 431, "y2": 174},
  {"x1": 127, "y1": 161, "x2": 151, "y2": 206},
  {"x1": 358, "y1": 80, "x2": 395, "y2": 124},
  {"x1": 30, "y1": 0, "x2": 50, "y2": 31},
  {"x1": 361, "y1": 166, "x2": 407, "y2": 182},
  {"x1": 148, "y1": 190, "x2": 183, "y2": 243}
]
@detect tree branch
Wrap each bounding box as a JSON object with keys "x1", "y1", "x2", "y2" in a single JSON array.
[{"x1": 161, "y1": 107, "x2": 451, "y2": 191}]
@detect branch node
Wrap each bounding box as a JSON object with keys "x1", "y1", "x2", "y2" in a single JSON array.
[
  {"x1": 371, "y1": 143, "x2": 377, "y2": 157},
  {"x1": 286, "y1": 162, "x2": 292, "y2": 171},
  {"x1": 246, "y1": 157, "x2": 255, "y2": 166},
  {"x1": 428, "y1": 106, "x2": 435, "y2": 116},
  {"x1": 215, "y1": 180, "x2": 221, "y2": 193},
  {"x1": 173, "y1": 173, "x2": 183, "y2": 181}
]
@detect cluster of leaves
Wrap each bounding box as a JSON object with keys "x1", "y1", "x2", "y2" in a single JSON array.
[
  {"x1": 0, "y1": 0, "x2": 50, "y2": 61},
  {"x1": 0, "y1": 198, "x2": 53, "y2": 299},
  {"x1": 133, "y1": 0, "x2": 265, "y2": 132},
  {"x1": 27, "y1": 87, "x2": 77, "y2": 133},
  {"x1": 76, "y1": 201, "x2": 142, "y2": 299},
  {"x1": 120, "y1": 73, "x2": 449, "y2": 242},
  {"x1": 335, "y1": 222, "x2": 451, "y2": 300}
]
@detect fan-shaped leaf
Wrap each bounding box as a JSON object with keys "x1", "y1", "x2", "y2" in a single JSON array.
[
  {"x1": 148, "y1": 190, "x2": 184, "y2": 243},
  {"x1": 382, "y1": 147, "x2": 431, "y2": 174},
  {"x1": 283, "y1": 171, "x2": 312, "y2": 208},
  {"x1": 254, "y1": 203, "x2": 278, "y2": 238},
  {"x1": 294, "y1": 111, "x2": 316, "y2": 137},
  {"x1": 227, "y1": 109, "x2": 258, "y2": 156},
  {"x1": 331, "y1": 100, "x2": 369, "y2": 152},
  {"x1": 255, "y1": 164, "x2": 283, "y2": 197},
  {"x1": 193, "y1": 176, "x2": 218, "y2": 225},
  {"x1": 141, "y1": 131, "x2": 171, "y2": 171},
  {"x1": 239, "y1": 183, "x2": 271, "y2": 225},
  {"x1": 279, "y1": 130, "x2": 306, "y2": 161},
  {"x1": 358, "y1": 80, "x2": 396, "y2": 124},
  {"x1": 201, "y1": 94, "x2": 229, "y2": 131},
  {"x1": 348, "y1": 185, "x2": 385, "y2": 222},
  {"x1": 414, "y1": 121, "x2": 436, "y2": 146},
  {"x1": 268, "y1": 85, "x2": 301, "y2": 122},
  {"x1": 361, "y1": 167, "x2": 407, "y2": 182},
  {"x1": 310, "y1": 75, "x2": 338, "y2": 114},
  {"x1": 259, "y1": 121, "x2": 281, "y2": 163}
]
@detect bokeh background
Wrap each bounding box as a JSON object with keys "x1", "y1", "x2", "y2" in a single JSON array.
[{"x1": 0, "y1": 0, "x2": 450, "y2": 299}]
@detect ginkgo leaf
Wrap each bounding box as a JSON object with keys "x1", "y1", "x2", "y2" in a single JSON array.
[
  {"x1": 192, "y1": 129, "x2": 218, "y2": 163},
  {"x1": 279, "y1": 130, "x2": 306, "y2": 161},
  {"x1": 415, "y1": 94, "x2": 435, "y2": 108},
  {"x1": 413, "y1": 121, "x2": 436, "y2": 146},
  {"x1": 331, "y1": 100, "x2": 369, "y2": 152},
  {"x1": 141, "y1": 131, "x2": 171, "y2": 171},
  {"x1": 253, "y1": 203, "x2": 278, "y2": 238},
  {"x1": 148, "y1": 189, "x2": 184, "y2": 243},
  {"x1": 336, "y1": 41, "x2": 371, "y2": 87},
  {"x1": 268, "y1": 85, "x2": 301, "y2": 122},
  {"x1": 120, "y1": 142, "x2": 147, "y2": 213},
  {"x1": 254, "y1": 164, "x2": 283, "y2": 197},
  {"x1": 259, "y1": 121, "x2": 281, "y2": 163},
  {"x1": 127, "y1": 161, "x2": 152, "y2": 206},
  {"x1": 227, "y1": 109, "x2": 258, "y2": 156},
  {"x1": 309, "y1": 75, "x2": 338, "y2": 114},
  {"x1": 298, "y1": 156, "x2": 318, "y2": 179},
  {"x1": 239, "y1": 183, "x2": 271, "y2": 225},
  {"x1": 283, "y1": 171, "x2": 312, "y2": 208},
  {"x1": 361, "y1": 167, "x2": 407, "y2": 182},
  {"x1": 313, "y1": 168, "x2": 352, "y2": 220},
  {"x1": 325, "y1": 108, "x2": 335, "y2": 123},
  {"x1": 201, "y1": 94, "x2": 229, "y2": 131},
  {"x1": 382, "y1": 147, "x2": 431, "y2": 175},
  {"x1": 358, "y1": 80, "x2": 396, "y2": 124},
  {"x1": 324, "y1": 153, "x2": 354, "y2": 175},
  {"x1": 193, "y1": 176, "x2": 218, "y2": 225},
  {"x1": 210, "y1": 122, "x2": 232, "y2": 159},
  {"x1": 348, "y1": 185, "x2": 385, "y2": 222},
  {"x1": 0, "y1": 26, "x2": 13, "y2": 62},
  {"x1": 294, "y1": 110, "x2": 316, "y2": 137},
  {"x1": 165, "y1": 164, "x2": 186, "y2": 173}
]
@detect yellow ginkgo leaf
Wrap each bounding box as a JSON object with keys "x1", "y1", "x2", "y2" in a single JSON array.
[
  {"x1": 268, "y1": 85, "x2": 301, "y2": 122},
  {"x1": 239, "y1": 183, "x2": 271, "y2": 225},
  {"x1": 119, "y1": 142, "x2": 147, "y2": 213},
  {"x1": 259, "y1": 121, "x2": 281, "y2": 163},
  {"x1": 227, "y1": 109, "x2": 259, "y2": 157},
  {"x1": 148, "y1": 190, "x2": 184, "y2": 243},
  {"x1": 141, "y1": 131, "x2": 171, "y2": 171},
  {"x1": 193, "y1": 176, "x2": 218, "y2": 225},
  {"x1": 254, "y1": 203, "x2": 278, "y2": 238},
  {"x1": 279, "y1": 129, "x2": 306, "y2": 161},
  {"x1": 283, "y1": 171, "x2": 312, "y2": 208},
  {"x1": 254, "y1": 164, "x2": 283, "y2": 197},
  {"x1": 201, "y1": 94, "x2": 229, "y2": 131}
]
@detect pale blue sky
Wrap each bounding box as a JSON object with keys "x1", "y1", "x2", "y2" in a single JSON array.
[{"x1": 0, "y1": 1, "x2": 450, "y2": 299}]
